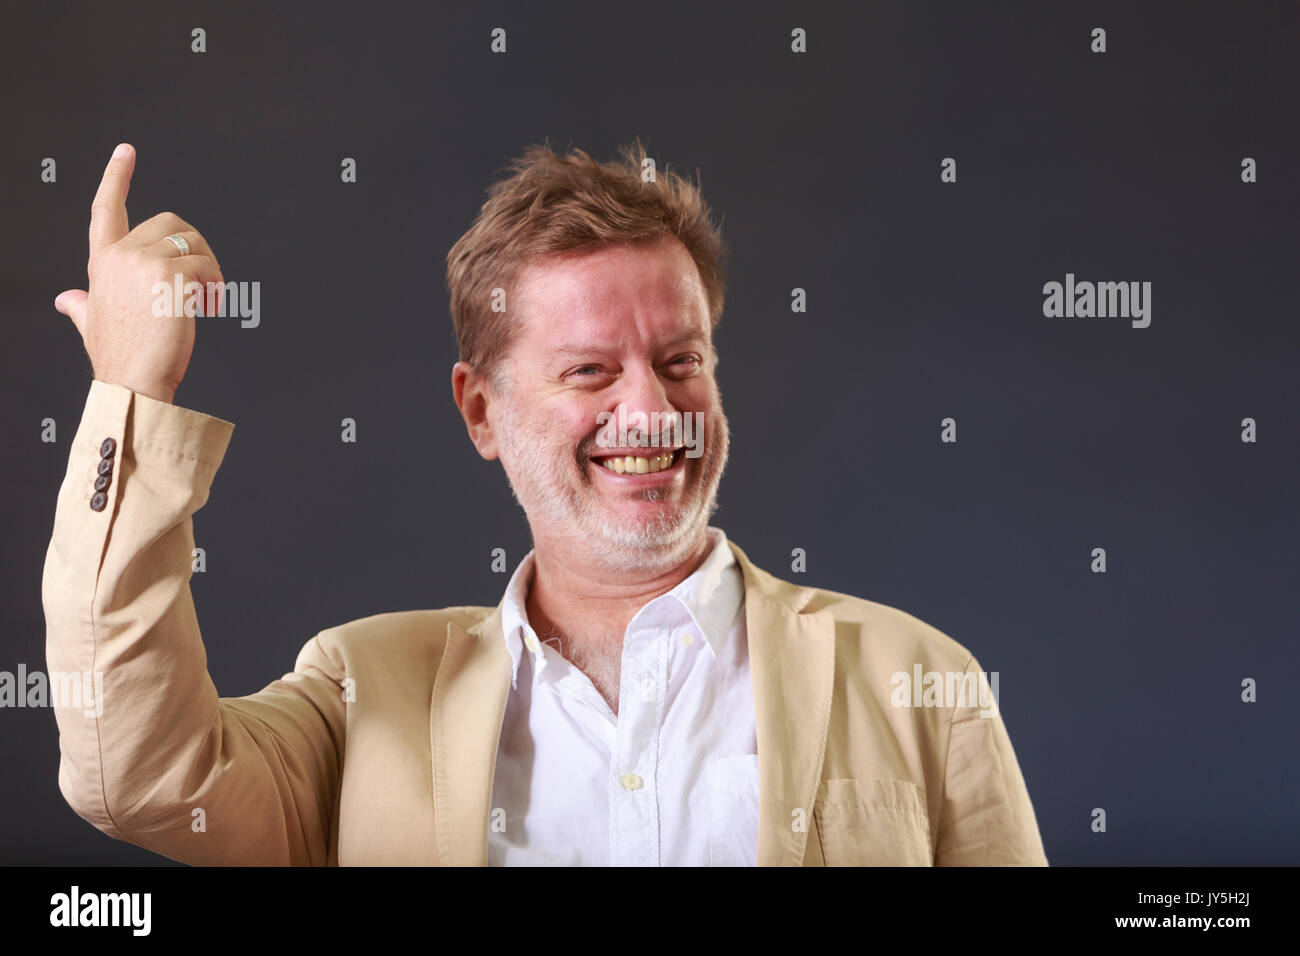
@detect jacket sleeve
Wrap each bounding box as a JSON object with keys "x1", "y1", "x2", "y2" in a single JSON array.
[
  {"x1": 42, "y1": 380, "x2": 346, "y2": 865},
  {"x1": 933, "y1": 654, "x2": 1049, "y2": 866}
]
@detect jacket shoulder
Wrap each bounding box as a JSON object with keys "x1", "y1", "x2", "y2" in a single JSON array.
[
  {"x1": 753, "y1": 562, "x2": 977, "y2": 673},
  {"x1": 312, "y1": 606, "x2": 495, "y2": 658},
  {"x1": 734, "y1": 543, "x2": 979, "y2": 673},
  {"x1": 808, "y1": 584, "x2": 975, "y2": 671}
]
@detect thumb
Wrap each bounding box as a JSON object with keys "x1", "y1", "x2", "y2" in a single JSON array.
[{"x1": 54, "y1": 289, "x2": 88, "y2": 336}]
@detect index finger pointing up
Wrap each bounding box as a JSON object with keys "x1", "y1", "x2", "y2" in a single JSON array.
[{"x1": 89, "y1": 143, "x2": 135, "y2": 254}]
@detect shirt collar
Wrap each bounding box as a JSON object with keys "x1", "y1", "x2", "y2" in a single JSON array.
[{"x1": 499, "y1": 526, "x2": 744, "y2": 689}]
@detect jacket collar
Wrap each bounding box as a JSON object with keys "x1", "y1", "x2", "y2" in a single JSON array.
[{"x1": 430, "y1": 537, "x2": 836, "y2": 866}]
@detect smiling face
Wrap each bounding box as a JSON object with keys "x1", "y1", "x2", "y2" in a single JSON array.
[{"x1": 473, "y1": 235, "x2": 730, "y2": 576}]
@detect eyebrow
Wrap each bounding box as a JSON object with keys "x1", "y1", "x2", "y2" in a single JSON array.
[{"x1": 553, "y1": 333, "x2": 708, "y2": 358}]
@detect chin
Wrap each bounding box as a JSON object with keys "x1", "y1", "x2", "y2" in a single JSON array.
[{"x1": 583, "y1": 507, "x2": 705, "y2": 566}]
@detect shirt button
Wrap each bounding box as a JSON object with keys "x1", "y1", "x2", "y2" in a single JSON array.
[
  {"x1": 679, "y1": 632, "x2": 694, "y2": 647},
  {"x1": 619, "y1": 772, "x2": 643, "y2": 791}
]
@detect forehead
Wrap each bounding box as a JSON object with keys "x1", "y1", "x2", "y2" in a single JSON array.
[{"x1": 512, "y1": 236, "x2": 710, "y2": 346}]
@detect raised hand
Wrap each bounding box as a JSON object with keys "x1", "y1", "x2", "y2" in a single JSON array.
[{"x1": 54, "y1": 144, "x2": 224, "y2": 404}]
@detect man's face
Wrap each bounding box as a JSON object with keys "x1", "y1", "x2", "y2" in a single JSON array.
[{"x1": 487, "y1": 236, "x2": 729, "y2": 574}]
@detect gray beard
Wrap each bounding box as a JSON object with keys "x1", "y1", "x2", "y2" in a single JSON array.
[{"x1": 495, "y1": 401, "x2": 730, "y2": 577}]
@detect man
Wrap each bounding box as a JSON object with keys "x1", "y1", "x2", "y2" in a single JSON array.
[{"x1": 44, "y1": 140, "x2": 1048, "y2": 866}]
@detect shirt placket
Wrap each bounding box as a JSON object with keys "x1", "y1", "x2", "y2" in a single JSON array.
[{"x1": 608, "y1": 617, "x2": 670, "y2": 866}]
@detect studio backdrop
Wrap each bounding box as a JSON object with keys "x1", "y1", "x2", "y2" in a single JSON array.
[{"x1": 1, "y1": 0, "x2": 1297, "y2": 865}]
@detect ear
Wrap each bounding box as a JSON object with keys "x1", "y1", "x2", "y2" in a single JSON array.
[{"x1": 452, "y1": 361, "x2": 500, "y2": 460}]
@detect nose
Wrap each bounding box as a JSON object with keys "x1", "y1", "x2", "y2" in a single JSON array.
[{"x1": 608, "y1": 363, "x2": 679, "y2": 446}]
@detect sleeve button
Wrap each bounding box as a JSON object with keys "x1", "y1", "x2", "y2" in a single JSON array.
[
  {"x1": 89, "y1": 492, "x2": 107, "y2": 512},
  {"x1": 99, "y1": 437, "x2": 117, "y2": 459},
  {"x1": 94, "y1": 474, "x2": 111, "y2": 492},
  {"x1": 96, "y1": 458, "x2": 113, "y2": 477}
]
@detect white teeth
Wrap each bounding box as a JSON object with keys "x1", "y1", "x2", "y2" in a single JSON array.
[{"x1": 596, "y1": 451, "x2": 676, "y2": 474}]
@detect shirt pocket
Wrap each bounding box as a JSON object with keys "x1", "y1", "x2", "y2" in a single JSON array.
[
  {"x1": 705, "y1": 754, "x2": 760, "y2": 867},
  {"x1": 813, "y1": 778, "x2": 933, "y2": 866}
]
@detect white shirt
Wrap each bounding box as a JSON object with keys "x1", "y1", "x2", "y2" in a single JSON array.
[{"x1": 487, "y1": 526, "x2": 758, "y2": 866}]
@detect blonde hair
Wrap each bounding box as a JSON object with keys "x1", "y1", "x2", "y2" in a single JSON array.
[{"x1": 445, "y1": 138, "x2": 729, "y2": 381}]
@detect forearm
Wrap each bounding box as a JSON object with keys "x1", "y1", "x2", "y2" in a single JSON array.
[{"x1": 42, "y1": 382, "x2": 343, "y2": 864}]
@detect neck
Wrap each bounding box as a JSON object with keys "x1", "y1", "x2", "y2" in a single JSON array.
[{"x1": 525, "y1": 528, "x2": 714, "y2": 647}]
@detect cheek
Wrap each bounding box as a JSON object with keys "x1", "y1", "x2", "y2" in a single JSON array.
[
  {"x1": 505, "y1": 396, "x2": 589, "y2": 439},
  {"x1": 675, "y1": 381, "x2": 721, "y2": 431},
  {"x1": 694, "y1": 388, "x2": 726, "y2": 456},
  {"x1": 676, "y1": 376, "x2": 719, "y2": 408},
  {"x1": 556, "y1": 400, "x2": 605, "y2": 449}
]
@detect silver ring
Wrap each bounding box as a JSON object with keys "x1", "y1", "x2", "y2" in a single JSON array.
[{"x1": 164, "y1": 234, "x2": 190, "y2": 256}]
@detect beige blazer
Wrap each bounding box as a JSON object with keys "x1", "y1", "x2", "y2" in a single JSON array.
[{"x1": 43, "y1": 381, "x2": 1048, "y2": 866}]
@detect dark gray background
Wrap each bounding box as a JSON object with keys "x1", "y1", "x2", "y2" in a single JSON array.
[{"x1": 2, "y1": 0, "x2": 1296, "y2": 865}]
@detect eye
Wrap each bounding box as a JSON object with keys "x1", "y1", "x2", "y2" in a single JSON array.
[
  {"x1": 564, "y1": 364, "x2": 612, "y2": 384},
  {"x1": 667, "y1": 354, "x2": 702, "y2": 373}
]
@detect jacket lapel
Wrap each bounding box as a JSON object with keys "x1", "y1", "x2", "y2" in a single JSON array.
[
  {"x1": 730, "y1": 542, "x2": 837, "y2": 866},
  {"x1": 429, "y1": 608, "x2": 512, "y2": 865}
]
